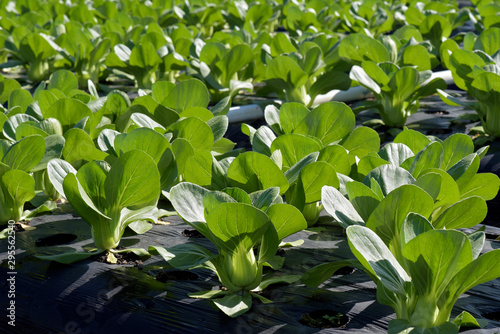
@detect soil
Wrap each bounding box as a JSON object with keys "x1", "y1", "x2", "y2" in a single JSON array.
[
  {"x1": 182, "y1": 229, "x2": 205, "y2": 238},
  {"x1": 91, "y1": 250, "x2": 144, "y2": 265}
]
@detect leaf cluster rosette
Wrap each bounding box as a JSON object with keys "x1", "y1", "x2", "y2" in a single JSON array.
[
  {"x1": 40, "y1": 149, "x2": 160, "y2": 263},
  {"x1": 240, "y1": 101, "x2": 379, "y2": 225},
  {"x1": 0, "y1": 135, "x2": 59, "y2": 226},
  {"x1": 150, "y1": 182, "x2": 307, "y2": 317}
]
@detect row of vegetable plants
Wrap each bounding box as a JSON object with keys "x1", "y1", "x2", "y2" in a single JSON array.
[{"x1": 1, "y1": 0, "x2": 500, "y2": 333}]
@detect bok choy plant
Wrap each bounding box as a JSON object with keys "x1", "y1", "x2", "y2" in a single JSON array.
[
  {"x1": 0, "y1": 135, "x2": 58, "y2": 225},
  {"x1": 438, "y1": 42, "x2": 500, "y2": 137},
  {"x1": 304, "y1": 179, "x2": 500, "y2": 332},
  {"x1": 240, "y1": 101, "x2": 380, "y2": 225},
  {"x1": 346, "y1": 225, "x2": 500, "y2": 333},
  {"x1": 150, "y1": 182, "x2": 306, "y2": 317},
  {"x1": 263, "y1": 33, "x2": 351, "y2": 106},
  {"x1": 350, "y1": 61, "x2": 446, "y2": 127},
  {"x1": 39, "y1": 149, "x2": 161, "y2": 264}
]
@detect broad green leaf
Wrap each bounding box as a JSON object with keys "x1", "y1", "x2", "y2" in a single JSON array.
[
  {"x1": 63, "y1": 173, "x2": 110, "y2": 226},
  {"x1": 339, "y1": 33, "x2": 391, "y2": 64},
  {"x1": 317, "y1": 145, "x2": 351, "y2": 175},
  {"x1": 300, "y1": 161, "x2": 339, "y2": 203},
  {"x1": 283, "y1": 152, "x2": 318, "y2": 185},
  {"x1": 63, "y1": 128, "x2": 107, "y2": 163},
  {"x1": 363, "y1": 165, "x2": 416, "y2": 196},
  {"x1": 419, "y1": 168, "x2": 460, "y2": 212},
  {"x1": 446, "y1": 153, "x2": 480, "y2": 191},
  {"x1": 44, "y1": 98, "x2": 93, "y2": 131},
  {"x1": 3, "y1": 169, "x2": 36, "y2": 208},
  {"x1": 346, "y1": 181, "x2": 380, "y2": 222},
  {"x1": 270, "y1": 133, "x2": 322, "y2": 171},
  {"x1": 446, "y1": 249, "x2": 500, "y2": 305},
  {"x1": 8, "y1": 88, "x2": 33, "y2": 113},
  {"x1": 357, "y1": 155, "x2": 391, "y2": 178},
  {"x1": 32, "y1": 134, "x2": 65, "y2": 172},
  {"x1": 184, "y1": 151, "x2": 213, "y2": 187},
  {"x1": 441, "y1": 134, "x2": 474, "y2": 170},
  {"x1": 249, "y1": 187, "x2": 281, "y2": 211},
  {"x1": 433, "y1": 196, "x2": 487, "y2": 229},
  {"x1": 228, "y1": 152, "x2": 289, "y2": 195},
  {"x1": 266, "y1": 56, "x2": 308, "y2": 89},
  {"x1": 414, "y1": 173, "x2": 442, "y2": 202},
  {"x1": 3, "y1": 113, "x2": 39, "y2": 141},
  {"x1": 403, "y1": 229, "x2": 471, "y2": 296},
  {"x1": 150, "y1": 244, "x2": 214, "y2": 270},
  {"x1": 251, "y1": 126, "x2": 276, "y2": 156},
  {"x1": 264, "y1": 105, "x2": 282, "y2": 135},
  {"x1": 279, "y1": 102, "x2": 309, "y2": 134},
  {"x1": 162, "y1": 79, "x2": 210, "y2": 113},
  {"x1": 129, "y1": 42, "x2": 161, "y2": 68},
  {"x1": 366, "y1": 185, "x2": 434, "y2": 247},
  {"x1": 347, "y1": 225, "x2": 410, "y2": 295},
  {"x1": 266, "y1": 203, "x2": 307, "y2": 240},
  {"x1": 104, "y1": 150, "x2": 160, "y2": 208},
  {"x1": 117, "y1": 127, "x2": 170, "y2": 163},
  {"x1": 47, "y1": 159, "x2": 77, "y2": 198},
  {"x1": 294, "y1": 102, "x2": 355, "y2": 146},
  {"x1": 207, "y1": 116, "x2": 228, "y2": 143},
  {"x1": 218, "y1": 44, "x2": 254, "y2": 86},
  {"x1": 379, "y1": 143, "x2": 414, "y2": 167},
  {"x1": 301, "y1": 260, "x2": 358, "y2": 287},
  {"x1": 0, "y1": 79, "x2": 21, "y2": 104},
  {"x1": 350, "y1": 65, "x2": 381, "y2": 94},
  {"x1": 409, "y1": 141, "x2": 443, "y2": 178},
  {"x1": 36, "y1": 118, "x2": 63, "y2": 136},
  {"x1": 394, "y1": 128, "x2": 431, "y2": 154},
  {"x1": 2, "y1": 135, "x2": 45, "y2": 172},
  {"x1": 171, "y1": 138, "x2": 195, "y2": 175},
  {"x1": 401, "y1": 213, "x2": 433, "y2": 245},
  {"x1": 459, "y1": 173, "x2": 500, "y2": 200},
  {"x1": 361, "y1": 61, "x2": 389, "y2": 86},
  {"x1": 152, "y1": 81, "x2": 175, "y2": 104},
  {"x1": 474, "y1": 27, "x2": 500, "y2": 56},
  {"x1": 170, "y1": 182, "x2": 210, "y2": 223},
  {"x1": 76, "y1": 161, "x2": 108, "y2": 211},
  {"x1": 222, "y1": 188, "x2": 252, "y2": 205},
  {"x1": 47, "y1": 70, "x2": 78, "y2": 96},
  {"x1": 341, "y1": 126, "x2": 380, "y2": 162},
  {"x1": 212, "y1": 293, "x2": 252, "y2": 318},
  {"x1": 270, "y1": 33, "x2": 297, "y2": 56},
  {"x1": 401, "y1": 44, "x2": 431, "y2": 71},
  {"x1": 206, "y1": 202, "x2": 269, "y2": 254},
  {"x1": 130, "y1": 112, "x2": 166, "y2": 132},
  {"x1": 322, "y1": 185, "x2": 364, "y2": 228},
  {"x1": 452, "y1": 311, "x2": 488, "y2": 330},
  {"x1": 168, "y1": 117, "x2": 214, "y2": 152}
]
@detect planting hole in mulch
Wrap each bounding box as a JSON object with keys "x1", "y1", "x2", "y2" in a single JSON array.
[
  {"x1": 424, "y1": 110, "x2": 450, "y2": 115},
  {"x1": 91, "y1": 250, "x2": 143, "y2": 265},
  {"x1": 334, "y1": 266, "x2": 356, "y2": 276},
  {"x1": 182, "y1": 229, "x2": 204, "y2": 238},
  {"x1": 482, "y1": 311, "x2": 500, "y2": 322},
  {"x1": 155, "y1": 270, "x2": 198, "y2": 282},
  {"x1": 276, "y1": 248, "x2": 286, "y2": 257},
  {"x1": 35, "y1": 233, "x2": 77, "y2": 247},
  {"x1": 12, "y1": 221, "x2": 30, "y2": 232},
  {"x1": 299, "y1": 310, "x2": 350, "y2": 329}
]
